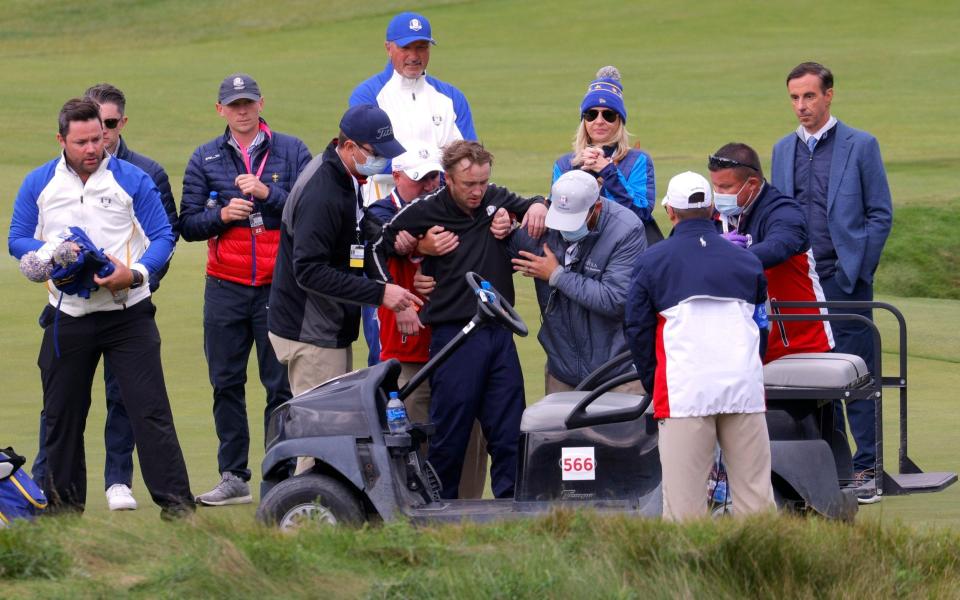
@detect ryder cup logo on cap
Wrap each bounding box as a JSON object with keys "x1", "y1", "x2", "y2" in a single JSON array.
[
  {"x1": 386, "y1": 11, "x2": 436, "y2": 46},
  {"x1": 545, "y1": 170, "x2": 601, "y2": 232},
  {"x1": 662, "y1": 171, "x2": 713, "y2": 209},
  {"x1": 392, "y1": 145, "x2": 443, "y2": 181},
  {"x1": 219, "y1": 73, "x2": 261, "y2": 104}
]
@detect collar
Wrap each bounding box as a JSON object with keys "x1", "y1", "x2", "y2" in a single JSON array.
[
  {"x1": 334, "y1": 145, "x2": 362, "y2": 197},
  {"x1": 390, "y1": 65, "x2": 427, "y2": 90},
  {"x1": 60, "y1": 150, "x2": 110, "y2": 180},
  {"x1": 672, "y1": 218, "x2": 717, "y2": 237},
  {"x1": 112, "y1": 136, "x2": 129, "y2": 159},
  {"x1": 796, "y1": 115, "x2": 837, "y2": 143}
]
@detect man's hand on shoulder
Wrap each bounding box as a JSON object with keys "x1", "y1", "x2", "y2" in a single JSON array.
[
  {"x1": 394, "y1": 230, "x2": 418, "y2": 255},
  {"x1": 521, "y1": 202, "x2": 547, "y2": 239},
  {"x1": 382, "y1": 283, "x2": 424, "y2": 312},
  {"x1": 490, "y1": 208, "x2": 513, "y2": 240}
]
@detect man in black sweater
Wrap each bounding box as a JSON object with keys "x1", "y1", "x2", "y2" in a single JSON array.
[
  {"x1": 368, "y1": 140, "x2": 546, "y2": 498},
  {"x1": 268, "y1": 104, "x2": 420, "y2": 397}
]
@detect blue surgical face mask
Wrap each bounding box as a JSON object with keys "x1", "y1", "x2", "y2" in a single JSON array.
[
  {"x1": 713, "y1": 179, "x2": 749, "y2": 217},
  {"x1": 561, "y1": 222, "x2": 590, "y2": 242},
  {"x1": 353, "y1": 145, "x2": 389, "y2": 176}
]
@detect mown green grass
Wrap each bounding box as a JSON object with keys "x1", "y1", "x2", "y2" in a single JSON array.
[
  {"x1": 1, "y1": 0, "x2": 959, "y2": 594},
  {"x1": 3, "y1": 511, "x2": 960, "y2": 598}
]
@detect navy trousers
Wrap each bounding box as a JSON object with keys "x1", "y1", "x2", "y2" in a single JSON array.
[
  {"x1": 822, "y1": 272, "x2": 878, "y2": 473},
  {"x1": 33, "y1": 360, "x2": 135, "y2": 490},
  {"x1": 203, "y1": 276, "x2": 291, "y2": 481},
  {"x1": 427, "y1": 323, "x2": 525, "y2": 499}
]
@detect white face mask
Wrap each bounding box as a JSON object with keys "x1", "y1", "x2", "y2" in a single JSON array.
[{"x1": 713, "y1": 180, "x2": 751, "y2": 217}]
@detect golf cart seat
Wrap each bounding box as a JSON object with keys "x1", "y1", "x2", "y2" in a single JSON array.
[
  {"x1": 764, "y1": 352, "x2": 870, "y2": 389},
  {"x1": 520, "y1": 392, "x2": 646, "y2": 433}
]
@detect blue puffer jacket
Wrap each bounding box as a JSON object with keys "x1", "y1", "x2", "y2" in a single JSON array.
[
  {"x1": 509, "y1": 200, "x2": 647, "y2": 387},
  {"x1": 553, "y1": 147, "x2": 655, "y2": 222},
  {"x1": 179, "y1": 120, "x2": 311, "y2": 285}
]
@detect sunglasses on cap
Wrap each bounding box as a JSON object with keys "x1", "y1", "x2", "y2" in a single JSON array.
[
  {"x1": 708, "y1": 154, "x2": 760, "y2": 172},
  {"x1": 582, "y1": 109, "x2": 618, "y2": 123},
  {"x1": 103, "y1": 118, "x2": 122, "y2": 129}
]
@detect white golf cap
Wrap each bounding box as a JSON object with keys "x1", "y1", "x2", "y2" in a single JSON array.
[
  {"x1": 545, "y1": 170, "x2": 601, "y2": 232},
  {"x1": 662, "y1": 171, "x2": 713, "y2": 209},
  {"x1": 391, "y1": 146, "x2": 443, "y2": 181}
]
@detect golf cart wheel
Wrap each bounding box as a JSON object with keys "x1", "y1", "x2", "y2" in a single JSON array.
[{"x1": 256, "y1": 474, "x2": 364, "y2": 529}]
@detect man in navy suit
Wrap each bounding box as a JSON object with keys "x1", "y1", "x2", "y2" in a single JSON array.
[{"x1": 770, "y1": 62, "x2": 893, "y2": 503}]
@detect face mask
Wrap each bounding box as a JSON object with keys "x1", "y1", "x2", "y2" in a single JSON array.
[
  {"x1": 713, "y1": 180, "x2": 750, "y2": 217},
  {"x1": 353, "y1": 145, "x2": 389, "y2": 176},
  {"x1": 561, "y1": 222, "x2": 590, "y2": 242}
]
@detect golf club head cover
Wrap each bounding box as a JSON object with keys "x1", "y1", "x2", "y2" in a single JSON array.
[{"x1": 50, "y1": 226, "x2": 115, "y2": 299}]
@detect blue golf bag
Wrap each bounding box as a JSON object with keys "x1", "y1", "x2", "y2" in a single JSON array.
[{"x1": 0, "y1": 447, "x2": 47, "y2": 526}]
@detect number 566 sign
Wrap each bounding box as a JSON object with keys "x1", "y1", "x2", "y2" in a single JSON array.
[{"x1": 560, "y1": 447, "x2": 596, "y2": 481}]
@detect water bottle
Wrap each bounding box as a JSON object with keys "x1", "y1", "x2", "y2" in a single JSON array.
[
  {"x1": 712, "y1": 480, "x2": 728, "y2": 504},
  {"x1": 479, "y1": 280, "x2": 496, "y2": 303},
  {"x1": 205, "y1": 190, "x2": 219, "y2": 209},
  {"x1": 386, "y1": 391, "x2": 410, "y2": 434}
]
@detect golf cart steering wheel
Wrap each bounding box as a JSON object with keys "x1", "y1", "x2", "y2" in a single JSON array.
[{"x1": 465, "y1": 272, "x2": 528, "y2": 337}]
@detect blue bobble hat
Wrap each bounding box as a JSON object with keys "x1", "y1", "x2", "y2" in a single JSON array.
[
  {"x1": 580, "y1": 66, "x2": 627, "y2": 123},
  {"x1": 386, "y1": 12, "x2": 436, "y2": 47}
]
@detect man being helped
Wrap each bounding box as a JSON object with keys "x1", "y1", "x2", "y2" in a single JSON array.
[
  {"x1": 268, "y1": 104, "x2": 421, "y2": 397},
  {"x1": 368, "y1": 140, "x2": 547, "y2": 499},
  {"x1": 770, "y1": 62, "x2": 893, "y2": 501},
  {"x1": 365, "y1": 146, "x2": 495, "y2": 499},
  {"x1": 180, "y1": 73, "x2": 311, "y2": 506},
  {"x1": 8, "y1": 98, "x2": 193, "y2": 518},
  {"x1": 625, "y1": 171, "x2": 775, "y2": 521},
  {"x1": 510, "y1": 169, "x2": 647, "y2": 393},
  {"x1": 708, "y1": 143, "x2": 833, "y2": 363},
  {"x1": 30, "y1": 83, "x2": 182, "y2": 511}
]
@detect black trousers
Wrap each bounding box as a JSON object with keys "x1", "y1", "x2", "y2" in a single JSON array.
[{"x1": 38, "y1": 300, "x2": 193, "y2": 516}]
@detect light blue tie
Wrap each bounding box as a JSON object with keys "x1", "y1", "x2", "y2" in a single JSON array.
[{"x1": 807, "y1": 135, "x2": 818, "y2": 154}]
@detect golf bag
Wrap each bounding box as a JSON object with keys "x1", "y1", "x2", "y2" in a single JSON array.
[{"x1": 0, "y1": 447, "x2": 47, "y2": 526}]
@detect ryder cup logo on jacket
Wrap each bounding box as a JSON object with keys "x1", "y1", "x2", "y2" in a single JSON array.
[
  {"x1": 409, "y1": 18, "x2": 422, "y2": 31},
  {"x1": 233, "y1": 77, "x2": 245, "y2": 89},
  {"x1": 432, "y1": 114, "x2": 443, "y2": 126},
  {"x1": 486, "y1": 205, "x2": 496, "y2": 217}
]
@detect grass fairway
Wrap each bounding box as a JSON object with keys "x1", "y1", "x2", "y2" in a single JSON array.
[{"x1": 1, "y1": 0, "x2": 959, "y2": 594}]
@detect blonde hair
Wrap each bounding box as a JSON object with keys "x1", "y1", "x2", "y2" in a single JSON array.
[{"x1": 571, "y1": 118, "x2": 632, "y2": 166}]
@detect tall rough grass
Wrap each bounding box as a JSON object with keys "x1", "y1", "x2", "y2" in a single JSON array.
[{"x1": 2, "y1": 510, "x2": 959, "y2": 599}]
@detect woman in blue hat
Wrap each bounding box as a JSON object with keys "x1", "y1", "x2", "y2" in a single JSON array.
[{"x1": 552, "y1": 66, "x2": 658, "y2": 237}]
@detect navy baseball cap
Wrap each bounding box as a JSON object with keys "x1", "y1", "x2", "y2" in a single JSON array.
[
  {"x1": 339, "y1": 104, "x2": 406, "y2": 159},
  {"x1": 386, "y1": 12, "x2": 436, "y2": 47},
  {"x1": 218, "y1": 73, "x2": 261, "y2": 104}
]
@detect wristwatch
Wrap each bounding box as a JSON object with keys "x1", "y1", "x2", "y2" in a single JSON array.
[{"x1": 130, "y1": 269, "x2": 146, "y2": 289}]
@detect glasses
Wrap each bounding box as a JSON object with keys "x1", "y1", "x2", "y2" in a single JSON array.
[
  {"x1": 582, "y1": 109, "x2": 618, "y2": 123},
  {"x1": 103, "y1": 118, "x2": 121, "y2": 129},
  {"x1": 708, "y1": 154, "x2": 759, "y2": 172}
]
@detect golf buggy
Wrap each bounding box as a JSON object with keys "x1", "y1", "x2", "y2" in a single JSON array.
[{"x1": 256, "y1": 274, "x2": 955, "y2": 528}]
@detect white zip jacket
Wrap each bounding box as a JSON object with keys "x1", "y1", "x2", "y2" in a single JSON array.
[{"x1": 9, "y1": 153, "x2": 175, "y2": 317}]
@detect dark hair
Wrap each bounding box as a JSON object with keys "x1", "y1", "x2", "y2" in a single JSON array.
[
  {"x1": 441, "y1": 140, "x2": 494, "y2": 173},
  {"x1": 708, "y1": 142, "x2": 764, "y2": 180},
  {"x1": 84, "y1": 83, "x2": 126, "y2": 114},
  {"x1": 786, "y1": 62, "x2": 833, "y2": 93},
  {"x1": 58, "y1": 98, "x2": 102, "y2": 137}
]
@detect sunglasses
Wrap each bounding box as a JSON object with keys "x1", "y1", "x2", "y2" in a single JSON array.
[
  {"x1": 582, "y1": 109, "x2": 619, "y2": 123},
  {"x1": 708, "y1": 154, "x2": 760, "y2": 172},
  {"x1": 103, "y1": 118, "x2": 122, "y2": 129}
]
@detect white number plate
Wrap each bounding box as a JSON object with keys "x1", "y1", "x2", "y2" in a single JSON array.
[{"x1": 560, "y1": 447, "x2": 596, "y2": 481}]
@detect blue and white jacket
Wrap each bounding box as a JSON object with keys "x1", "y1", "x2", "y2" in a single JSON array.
[
  {"x1": 553, "y1": 147, "x2": 655, "y2": 222},
  {"x1": 8, "y1": 153, "x2": 175, "y2": 317},
  {"x1": 350, "y1": 63, "x2": 476, "y2": 173},
  {"x1": 624, "y1": 219, "x2": 768, "y2": 419}
]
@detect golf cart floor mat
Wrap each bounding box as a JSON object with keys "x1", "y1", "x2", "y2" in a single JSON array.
[
  {"x1": 884, "y1": 471, "x2": 959, "y2": 495},
  {"x1": 764, "y1": 353, "x2": 870, "y2": 388}
]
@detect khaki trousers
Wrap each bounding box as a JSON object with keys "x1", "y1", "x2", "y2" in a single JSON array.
[
  {"x1": 269, "y1": 333, "x2": 353, "y2": 476},
  {"x1": 545, "y1": 368, "x2": 646, "y2": 396},
  {"x1": 268, "y1": 333, "x2": 352, "y2": 397},
  {"x1": 657, "y1": 412, "x2": 775, "y2": 521},
  {"x1": 399, "y1": 362, "x2": 488, "y2": 499}
]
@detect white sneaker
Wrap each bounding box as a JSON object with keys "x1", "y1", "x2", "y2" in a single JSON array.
[{"x1": 106, "y1": 484, "x2": 138, "y2": 511}]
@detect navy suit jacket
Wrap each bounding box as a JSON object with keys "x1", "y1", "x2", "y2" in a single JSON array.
[{"x1": 770, "y1": 120, "x2": 893, "y2": 293}]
